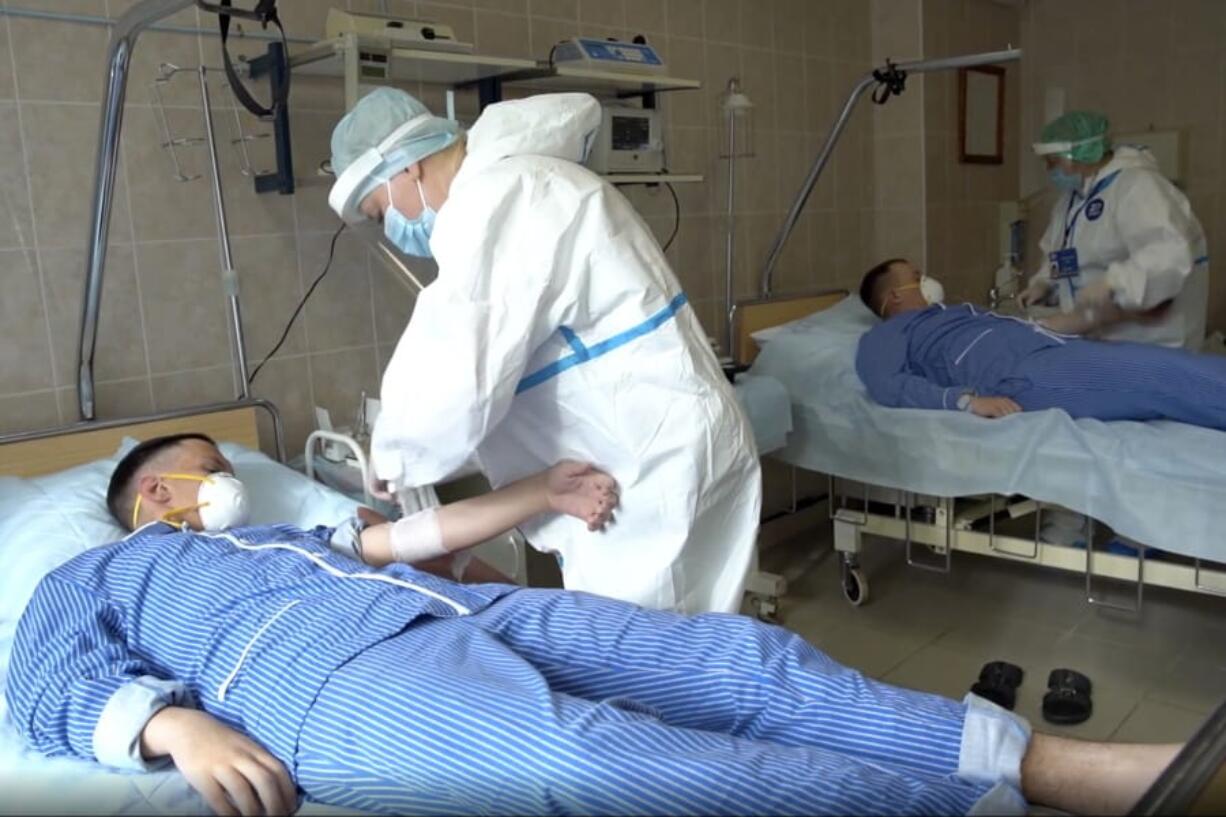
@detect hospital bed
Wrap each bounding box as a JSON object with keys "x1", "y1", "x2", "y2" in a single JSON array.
[
  {"x1": 0, "y1": 405, "x2": 375, "y2": 815},
  {"x1": 735, "y1": 290, "x2": 1226, "y2": 613}
]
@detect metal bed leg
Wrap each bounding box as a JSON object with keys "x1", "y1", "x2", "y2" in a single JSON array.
[
  {"x1": 829, "y1": 477, "x2": 867, "y2": 606},
  {"x1": 986, "y1": 494, "x2": 1040, "y2": 560},
  {"x1": 1194, "y1": 560, "x2": 1226, "y2": 597},
  {"x1": 905, "y1": 494, "x2": 952, "y2": 574},
  {"x1": 1085, "y1": 513, "x2": 1145, "y2": 614}
]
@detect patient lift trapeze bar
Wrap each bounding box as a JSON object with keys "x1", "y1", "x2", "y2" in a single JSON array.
[{"x1": 758, "y1": 48, "x2": 1022, "y2": 297}]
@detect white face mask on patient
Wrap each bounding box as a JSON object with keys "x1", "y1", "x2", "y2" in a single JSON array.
[
  {"x1": 131, "y1": 472, "x2": 250, "y2": 531},
  {"x1": 919, "y1": 275, "x2": 945, "y2": 305},
  {"x1": 879, "y1": 275, "x2": 946, "y2": 314}
]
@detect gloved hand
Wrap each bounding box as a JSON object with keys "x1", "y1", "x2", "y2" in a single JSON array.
[
  {"x1": 1074, "y1": 277, "x2": 1115, "y2": 308},
  {"x1": 365, "y1": 467, "x2": 395, "y2": 502},
  {"x1": 1017, "y1": 276, "x2": 1053, "y2": 309}
]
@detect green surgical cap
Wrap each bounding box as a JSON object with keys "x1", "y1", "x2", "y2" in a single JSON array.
[
  {"x1": 1036, "y1": 110, "x2": 1111, "y2": 164},
  {"x1": 330, "y1": 87, "x2": 460, "y2": 201}
]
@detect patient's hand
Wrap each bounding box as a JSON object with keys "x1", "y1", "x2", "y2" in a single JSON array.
[
  {"x1": 141, "y1": 707, "x2": 295, "y2": 816},
  {"x1": 546, "y1": 460, "x2": 619, "y2": 531},
  {"x1": 969, "y1": 396, "x2": 1023, "y2": 418}
]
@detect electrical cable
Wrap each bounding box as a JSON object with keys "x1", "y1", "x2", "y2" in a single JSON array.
[
  {"x1": 662, "y1": 182, "x2": 681, "y2": 252},
  {"x1": 246, "y1": 223, "x2": 345, "y2": 388}
]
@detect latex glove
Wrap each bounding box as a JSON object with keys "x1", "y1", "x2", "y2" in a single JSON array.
[
  {"x1": 141, "y1": 707, "x2": 296, "y2": 817},
  {"x1": 1074, "y1": 277, "x2": 1115, "y2": 309},
  {"x1": 365, "y1": 467, "x2": 395, "y2": 502},
  {"x1": 1018, "y1": 276, "x2": 1053, "y2": 309},
  {"x1": 545, "y1": 460, "x2": 619, "y2": 532},
  {"x1": 969, "y1": 396, "x2": 1023, "y2": 418}
]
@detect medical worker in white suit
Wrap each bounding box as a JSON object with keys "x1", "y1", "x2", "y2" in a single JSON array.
[
  {"x1": 1020, "y1": 111, "x2": 1209, "y2": 350},
  {"x1": 328, "y1": 88, "x2": 761, "y2": 614}
]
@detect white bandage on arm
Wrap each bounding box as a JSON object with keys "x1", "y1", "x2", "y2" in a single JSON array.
[{"x1": 389, "y1": 507, "x2": 448, "y2": 562}]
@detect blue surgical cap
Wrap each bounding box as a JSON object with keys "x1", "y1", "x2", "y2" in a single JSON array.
[{"x1": 330, "y1": 87, "x2": 460, "y2": 213}]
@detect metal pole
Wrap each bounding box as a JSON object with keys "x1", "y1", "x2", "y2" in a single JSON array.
[
  {"x1": 0, "y1": 5, "x2": 315, "y2": 44},
  {"x1": 198, "y1": 66, "x2": 251, "y2": 395},
  {"x1": 759, "y1": 47, "x2": 1023, "y2": 296},
  {"x1": 724, "y1": 90, "x2": 737, "y2": 357},
  {"x1": 78, "y1": 0, "x2": 196, "y2": 420}
]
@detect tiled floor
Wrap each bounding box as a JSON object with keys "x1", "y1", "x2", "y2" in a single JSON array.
[{"x1": 760, "y1": 526, "x2": 1226, "y2": 744}]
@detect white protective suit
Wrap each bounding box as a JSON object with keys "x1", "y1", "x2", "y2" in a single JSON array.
[
  {"x1": 372, "y1": 94, "x2": 762, "y2": 614},
  {"x1": 1033, "y1": 145, "x2": 1209, "y2": 349}
]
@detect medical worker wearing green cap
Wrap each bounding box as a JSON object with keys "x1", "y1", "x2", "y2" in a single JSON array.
[{"x1": 1019, "y1": 111, "x2": 1208, "y2": 349}]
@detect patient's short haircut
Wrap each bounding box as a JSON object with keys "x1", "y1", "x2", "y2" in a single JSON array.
[
  {"x1": 106, "y1": 433, "x2": 217, "y2": 529},
  {"x1": 859, "y1": 258, "x2": 908, "y2": 316}
]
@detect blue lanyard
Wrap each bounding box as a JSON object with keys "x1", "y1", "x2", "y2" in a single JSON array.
[{"x1": 1061, "y1": 169, "x2": 1121, "y2": 249}]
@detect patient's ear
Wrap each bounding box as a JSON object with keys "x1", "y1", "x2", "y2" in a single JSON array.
[{"x1": 136, "y1": 474, "x2": 172, "y2": 504}]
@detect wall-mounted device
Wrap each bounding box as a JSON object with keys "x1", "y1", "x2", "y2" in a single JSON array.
[
  {"x1": 325, "y1": 9, "x2": 473, "y2": 53},
  {"x1": 551, "y1": 37, "x2": 666, "y2": 74},
  {"x1": 585, "y1": 105, "x2": 665, "y2": 174}
]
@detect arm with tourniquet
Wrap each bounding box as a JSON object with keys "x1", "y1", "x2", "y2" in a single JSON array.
[{"x1": 356, "y1": 461, "x2": 619, "y2": 568}]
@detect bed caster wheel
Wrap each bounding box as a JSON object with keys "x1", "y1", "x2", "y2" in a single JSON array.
[
  {"x1": 841, "y1": 566, "x2": 869, "y2": 607},
  {"x1": 750, "y1": 594, "x2": 779, "y2": 623}
]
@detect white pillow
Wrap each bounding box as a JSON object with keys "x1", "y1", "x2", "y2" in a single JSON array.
[
  {"x1": 749, "y1": 294, "x2": 878, "y2": 346},
  {"x1": 0, "y1": 440, "x2": 361, "y2": 628}
]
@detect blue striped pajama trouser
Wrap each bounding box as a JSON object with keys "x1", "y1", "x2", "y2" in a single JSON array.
[
  {"x1": 1012, "y1": 339, "x2": 1226, "y2": 427},
  {"x1": 294, "y1": 589, "x2": 1006, "y2": 815}
]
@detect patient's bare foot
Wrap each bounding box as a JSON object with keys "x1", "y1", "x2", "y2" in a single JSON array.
[{"x1": 546, "y1": 460, "x2": 619, "y2": 531}]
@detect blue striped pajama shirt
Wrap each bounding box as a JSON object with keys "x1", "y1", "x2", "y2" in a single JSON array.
[
  {"x1": 8, "y1": 522, "x2": 1029, "y2": 815},
  {"x1": 857, "y1": 303, "x2": 1226, "y2": 428}
]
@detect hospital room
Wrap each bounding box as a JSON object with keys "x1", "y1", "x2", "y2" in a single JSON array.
[{"x1": 3, "y1": 0, "x2": 1226, "y2": 814}]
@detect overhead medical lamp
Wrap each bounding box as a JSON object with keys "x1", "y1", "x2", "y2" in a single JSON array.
[{"x1": 719, "y1": 78, "x2": 754, "y2": 359}]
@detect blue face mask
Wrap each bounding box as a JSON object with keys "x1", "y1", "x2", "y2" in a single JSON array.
[
  {"x1": 383, "y1": 178, "x2": 436, "y2": 258},
  {"x1": 1048, "y1": 167, "x2": 1083, "y2": 193}
]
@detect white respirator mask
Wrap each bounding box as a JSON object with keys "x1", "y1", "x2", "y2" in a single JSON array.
[
  {"x1": 132, "y1": 472, "x2": 251, "y2": 531},
  {"x1": 919, "y1": 275, "x2": 945, "y2": 305},
  {"x1": 879, "y1": 275, "x2": 946, "y2": 314}
]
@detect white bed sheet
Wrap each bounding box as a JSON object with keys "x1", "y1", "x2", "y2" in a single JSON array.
[
  {"x1": 749, "y1": 297, "x2": 1226, "y2": 561},
  {"x1": 733, "y1": 373, "x2": 792, "y2": 455},
  {"x1": 0, "y1": 442, "x2": 364, "y2": 816}
]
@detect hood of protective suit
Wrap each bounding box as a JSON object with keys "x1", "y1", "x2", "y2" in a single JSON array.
[
  {"x1": 1094, "y1": 144, "x2": 1159, "y2": 182},
  {"x1": 461, "y1": 93, "x2": 601, "y2": 176}
]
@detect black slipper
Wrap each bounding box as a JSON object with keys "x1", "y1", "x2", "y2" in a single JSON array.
[
  {"x1": 1043, "y1": 668, "x2": 1093, "y2": 725},
  {"x1": 970, "y1": 661, "x2": 1024, "y2": 710}
]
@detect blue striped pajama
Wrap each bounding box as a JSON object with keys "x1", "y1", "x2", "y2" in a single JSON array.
[
  {"x1": 1012, "y1": 338, "x2": 1226, "y2": 426},
  {"x1": 296, "y1": 590, "x2": 996, "y2": 816},
  {"x1": 857, "y1": 304, "x2": 1226, "y2": 430},
  {"x1": 9, "y1": 523, "x2": 1025, "y2": 816}
]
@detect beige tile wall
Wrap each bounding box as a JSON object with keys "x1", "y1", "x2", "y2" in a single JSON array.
[
  {"x1": 0, "y1": 0, "x2": 876, "y2": 454},
  {"x1": 871, "y1": 0, "x2": 926, "y2": 270},
  {"x1": 923, "y1": 0, "x2": 1020, "y2": 305},
  {"x1": 1018, "y1": 0, "x2": 1225, "y2": 332}
]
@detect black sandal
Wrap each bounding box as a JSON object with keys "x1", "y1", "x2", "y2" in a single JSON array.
[
  {"x1": 970, "y1": 660, "x2": 1024, "y2": 711},
  {"x1": 1042, "y1": 668, "x2": 1093, "y2": 725}
]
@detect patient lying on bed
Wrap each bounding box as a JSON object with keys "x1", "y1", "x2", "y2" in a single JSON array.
[
  {"x1": 7, "y1": 434, "x2": 1180, "y2": 816},
  {"x1": 857, "y1": 258, "x2": 1226, "y2": 427}
]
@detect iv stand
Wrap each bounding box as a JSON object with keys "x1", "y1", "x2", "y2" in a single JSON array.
[{"x1": 758, "y1": 47, "x2": 1023, "y2": 297}]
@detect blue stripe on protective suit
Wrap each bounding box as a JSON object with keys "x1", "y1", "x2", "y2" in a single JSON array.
[{"x1": 517, "y1": 292, "x2": 689, "y2": 394}]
